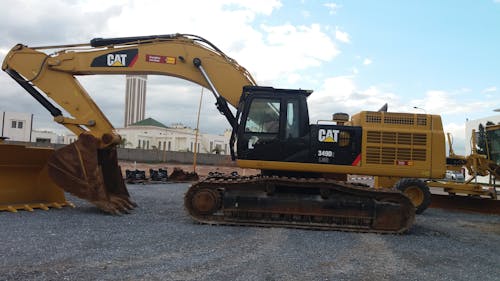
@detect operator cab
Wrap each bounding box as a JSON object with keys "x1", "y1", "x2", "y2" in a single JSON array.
[
  {"x1": 234, "y1": 86, "x2": 362, "y2": 169},
  {"x1": 235, "y1": 86, "x2": 311, "y2": 163}
]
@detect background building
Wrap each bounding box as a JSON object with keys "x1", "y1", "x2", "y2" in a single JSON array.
[
  {"x1": 58, "y1": 117, "x2": 230, "y2": 155},
  {"x1": 31, "y1": 130, "x2": 59, "y2": 144},
  {"x1": 1, "y1": 111, "x2": 33, "y2": 141},
  {"x1": 124, "y1": 75, "x2": 147, "y2": 127},
  {"x1": 114, "y1": 118, "x2": 230, "y2": 155}
]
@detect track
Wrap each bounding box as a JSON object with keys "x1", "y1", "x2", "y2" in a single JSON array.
[{"x1": 184, "y1": 175, "x2": 415, "y2": 234}]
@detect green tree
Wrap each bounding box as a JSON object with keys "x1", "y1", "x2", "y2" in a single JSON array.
[
  {"x1": 119, "y1": 138, "x2": 132, "y2": 148},
  {"x1": 211, "y1": 145, "x2": 222, "y2": 154},
  {"x1": 476, "y1": 123, "x2": 487, "y2": 155}
]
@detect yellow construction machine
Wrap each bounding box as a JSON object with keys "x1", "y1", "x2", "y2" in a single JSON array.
[
  {"x1": 0, "y1": 137, "x2": 74, "y2": 212},
  {"x1": 430, "y1": 129, "x2": 498, "y2": 198},
  {"x1": 374, "y1": 125, "x2": 500, "y2": 214},
  {"x1": 422, "y1": 126, "x2": 499, "y2": 213},
  {"x1": 2, "y1": 33, "x2": 460, "y2": 233}
]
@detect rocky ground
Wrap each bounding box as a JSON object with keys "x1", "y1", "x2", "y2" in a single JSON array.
[{"x1": 1, "y1": 183, "x2": 499, "y2": 281}]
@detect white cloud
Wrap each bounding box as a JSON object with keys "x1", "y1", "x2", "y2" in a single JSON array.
[
  {"x1": 335, "y1": 27, "x2": 350, "y2": 43},
  {"x1": 238, "y1": 23, "x2": 339, "y2": 83},
  {"x1": 1, "y1": 1, "x2": 337, "y2": 88},
  {"x1": 308, "y1": 75, "x2": 400, "y2": 122},
  {"x1": 363, "y1": 58, "x2": 372, "y2": 65},
  {"x1": 482, "y1": 86, "x2": 497, "y2": 93},
  {"x1": 410, "y1": 90, "x2": 493, "y2": 115},
  {"x1": 324, "y1": 3, "x2": 341, "y2": 15},
  {"x1": 410, "y1": 89, "x2": 500, "y2": 155},
  {"x1": 228, "y1": 0, "x2": 283, "y2": 15},
  {"x1": 318, "y1": 75, "x2": 357, "y2": 100},
  {"x1": 0, "y1": 0, "x2": 344, "y2": 134},
  {"x1": 286, "y1": 73, "x2": 302, "y2": 84},
  {"x1": 443, "y1": 122, "x2": 466, "y2": 155}
]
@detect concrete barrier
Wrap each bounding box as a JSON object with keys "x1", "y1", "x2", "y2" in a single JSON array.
[
  {"x1": 6, "y1": 141, "x2": 233, "y2": 166},
  {"x1": 116, "y1": 148, "x2": 233, "y2": 166}
]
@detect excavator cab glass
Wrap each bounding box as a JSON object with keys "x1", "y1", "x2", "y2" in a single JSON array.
[{"x1": 244, "y1": 99, "x2": 281, "y2": 134}]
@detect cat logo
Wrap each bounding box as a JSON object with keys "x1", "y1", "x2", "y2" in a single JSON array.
[
  {"x1": 91, "y1": 49, "x2": 138, "y2": 67},
  {"x1": 107, "y1": 54, "x2": 127, "y2": 66},
  {"x1": 318, "y1": 129, "x2": 339, "y2": 143}
]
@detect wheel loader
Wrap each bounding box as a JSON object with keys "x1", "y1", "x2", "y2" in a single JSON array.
[{"x1": 2, "y1": 33, "x2": 462, "y2": 233}]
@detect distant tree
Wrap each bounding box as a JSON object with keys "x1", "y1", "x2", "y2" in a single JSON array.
[
  {"x1": 119, "y1": 138, "x2": 132, "y2": 148},
  {"x1": 476, "y1": 123, "x2": 487, "y2": 155},
  {"x1": 212, "y1": 145, "x2": 222, "y2": 155}
]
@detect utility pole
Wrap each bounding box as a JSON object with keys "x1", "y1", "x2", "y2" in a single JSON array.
[{"x1": 193, "y1": 87, "x2": 204, "y2": 173}]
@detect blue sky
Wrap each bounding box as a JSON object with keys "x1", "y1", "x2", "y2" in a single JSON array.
[
  {"x1": 304, "y1": 1, "x2": 496, "y2": 85},
  {"x1": 268, "y1": 1, "x2": 499, "y2": 107},
  {"x1": 1, "y1": 0, "x2": 499, "y2": 154}
]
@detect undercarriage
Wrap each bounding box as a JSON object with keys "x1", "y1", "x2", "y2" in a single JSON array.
[{"x1": 185, "y1": 175, "x2": 415, "y2": 234}]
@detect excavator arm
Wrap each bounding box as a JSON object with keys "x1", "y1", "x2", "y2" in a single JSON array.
[
  {"x1": 2, "y1": 34, "x2": 256, "y2": 214},
  {"x1": 3, "y1": 34, "x2": 255, "y2": 143}
]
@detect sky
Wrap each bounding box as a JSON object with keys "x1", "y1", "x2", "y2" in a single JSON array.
[{"x1": 1, "y1": 0, "x2": 499, "y2": 154}]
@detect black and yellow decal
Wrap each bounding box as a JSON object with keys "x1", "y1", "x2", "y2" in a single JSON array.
[
  {"x1": 91, "y1": 49, "x2": 139, "y2": 67},
  {"x1": 311, "y1": 124, "x2": 362, "y2": 165}
]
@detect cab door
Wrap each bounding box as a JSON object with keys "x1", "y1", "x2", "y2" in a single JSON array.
[
  {"x1": 237, "y1": 96, "x2": 283, "y2": 161},
  {"x1": 280, "y1": 97, "x2": 310, "y2": 163}
]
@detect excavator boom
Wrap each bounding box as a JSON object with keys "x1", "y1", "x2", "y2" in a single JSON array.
[
  {"x1": 2, "y1": 34, "x2": 256, "y2": 214},
  {"x1": 3, "y1": 34, "x2": 255, "y2": 137}
]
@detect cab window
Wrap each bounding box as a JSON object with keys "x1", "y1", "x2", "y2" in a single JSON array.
[
  {"x1": 244, "y1": 98, "x2": 280, "y2": 133},
  {"x1": 285, "y1": 99, "x2": 300, "y2": 138}
]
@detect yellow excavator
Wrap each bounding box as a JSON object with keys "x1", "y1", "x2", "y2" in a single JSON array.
[{"x1": 2, "y1": 33, "x2": 453, "y2": 233}]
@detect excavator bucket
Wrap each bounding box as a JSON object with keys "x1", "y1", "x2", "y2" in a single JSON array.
[
  {"x1": 0, "y1": 142, "x2": 73, "y2": 212},
  {"x1": 46, "y1": 133, "x2": 136, "y2": 214},
  {"x1": 169, "y1": 167, "x2": 199, "y2": 182}
]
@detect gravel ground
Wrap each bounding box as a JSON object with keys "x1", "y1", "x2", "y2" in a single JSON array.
[{"x1": 1, "y1": 183, "x2": 499, "y2": 281}]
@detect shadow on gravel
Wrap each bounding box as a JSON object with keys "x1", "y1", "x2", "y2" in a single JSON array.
[{"x1": 407, "y1": 224, "x2": 451, "y2": 238}]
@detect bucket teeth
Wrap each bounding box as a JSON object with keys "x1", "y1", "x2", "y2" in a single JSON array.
[
  {"x1": 23, "y1": 205, "x2": 34, "y2": 212},
  {"x1": 1, "y1": 202, "x2": 73, "y2": 213}
]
